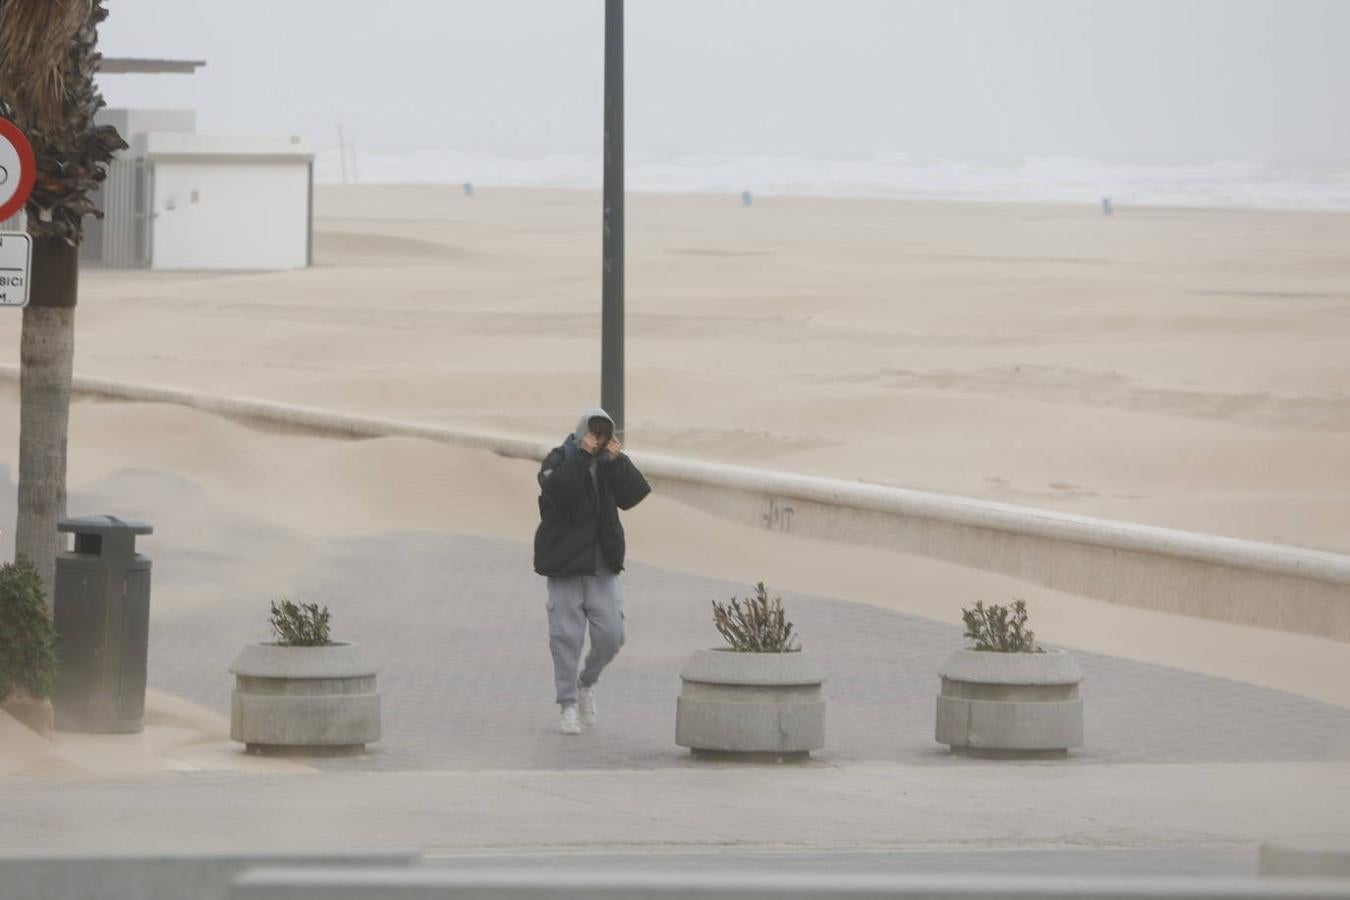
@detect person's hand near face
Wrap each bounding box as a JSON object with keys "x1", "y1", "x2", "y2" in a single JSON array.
[
  {"x1": 604, "y1": 437, "x2": 622, "y2": 460},
  {"x1": 582, "y1": 418, "x2": 614, "y2": 455}
]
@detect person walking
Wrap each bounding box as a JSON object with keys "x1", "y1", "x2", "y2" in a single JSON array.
[{"x1": 534, "y1": 407, "x2": 651, "y2": 735}]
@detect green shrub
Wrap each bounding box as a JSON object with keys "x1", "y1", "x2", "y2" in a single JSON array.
[
  {"x1": 0, "y1": 558, "x2": 58, "y2": 699},
  {"x1": 712, "y1": 582, "x2": 800, "y2": 653},
  {"x1": 961, "y1": 599, "x2": 1042, "y2": 653},
  {"x1": 268, "y1": 598, "x2": 332, "y2": 647}
]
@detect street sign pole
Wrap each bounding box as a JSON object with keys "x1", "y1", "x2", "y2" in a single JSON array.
[{"x1": 601, "y1": 0, "x2": 625, "y2": 437}]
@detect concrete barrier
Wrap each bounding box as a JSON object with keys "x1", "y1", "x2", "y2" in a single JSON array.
[
  {"x1": 5, "y1": 366, "x2": 1347, "y2": 642},
  {"x1": 641, "y1": 453, "x2": 1350, "y2": 642},
  {"x1": 230, "y1": 867, "x2": 1350, "y2": 899},
  {"x1": 0, "y1": 852, "x2": 419, "y2": 900}
]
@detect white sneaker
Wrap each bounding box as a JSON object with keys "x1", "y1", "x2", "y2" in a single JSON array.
[
  {"x1": 578, "y1": 685, "x2": 597, "y2": 727},
  {"x1": 559, "y1": 705, "x2": 582, "y2": 735}
]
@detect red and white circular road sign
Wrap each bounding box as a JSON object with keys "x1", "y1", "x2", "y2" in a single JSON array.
[{"x1": 0, "y1": 119, "x2": 36, "y2": 223}]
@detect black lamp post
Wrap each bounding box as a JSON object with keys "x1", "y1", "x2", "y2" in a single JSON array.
[{"x1": 601, "y1": 0, "x2": 624, "y2": 437}]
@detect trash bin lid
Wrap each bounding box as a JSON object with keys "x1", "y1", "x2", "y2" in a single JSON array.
[{"x1": 57, "y1": 515, "x2": 154, "y2": 536}]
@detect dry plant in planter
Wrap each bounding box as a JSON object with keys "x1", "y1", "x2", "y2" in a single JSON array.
[
  {"x1": 961, "y1": 599, "x2": 1042, "y2": 653},
  {"x1": 936, "y1": 598, "x2": 1082, "y2": 756},
  {"x1": 712, "y1": 582, "x2": 800, "y2": 653},
  {"x1": 269, "y1": 598, "x2": 332, "y2": 646},
  {"x1": 676, "y1": 582, "x2": 825, "y2": 758},
  {"x1": 229, "y1": 597, "x2": 380, "y2": 755}
]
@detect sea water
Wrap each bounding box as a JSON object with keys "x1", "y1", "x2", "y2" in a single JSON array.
[{"x1": 314, "y1": 150, "x2": 1350, "y2": 213}]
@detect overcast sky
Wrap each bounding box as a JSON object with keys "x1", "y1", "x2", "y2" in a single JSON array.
[{"x1": 96, "y1": 0, "x2": 1350, "y2": 163}]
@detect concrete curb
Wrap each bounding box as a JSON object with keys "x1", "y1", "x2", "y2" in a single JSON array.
[
  {"x1": 229, "y1": 867, "x2": 1350, "y2": 899},
  {"x1": 3, "y1": 365, "x2": 1347, "y2": 641},
  {"x1": 0, "y1": 852, "x2": 420, "y2": 900}
]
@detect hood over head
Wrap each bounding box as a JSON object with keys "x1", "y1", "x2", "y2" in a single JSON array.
[{"x1": 573, "y1": 407, "x2": 616, "y2": 443}]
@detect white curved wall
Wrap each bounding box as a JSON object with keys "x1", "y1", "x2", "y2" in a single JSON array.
[{"x1": 5, "y1": 368, "x2": 1345, "y2": 642}]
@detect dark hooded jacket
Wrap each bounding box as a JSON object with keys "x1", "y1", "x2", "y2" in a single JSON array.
[{"x1": 533, "y1": 408, "x2": 652, "y2": 576}]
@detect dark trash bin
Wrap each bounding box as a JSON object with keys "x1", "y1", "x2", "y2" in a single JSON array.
[{"x1": 52, "y1": 515, "x2": 153, "y2": 734}]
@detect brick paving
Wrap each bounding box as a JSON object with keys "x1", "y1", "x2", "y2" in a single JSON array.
[{"x1": 147, "y1": 529, "x2": 1350, "y2": 772}]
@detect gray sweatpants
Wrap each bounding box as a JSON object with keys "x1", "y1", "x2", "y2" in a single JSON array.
[{"x1": 546, "y1": 572, "x2": 625, "y2": 708}]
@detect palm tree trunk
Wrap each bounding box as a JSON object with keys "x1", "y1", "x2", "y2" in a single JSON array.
[
  {"x1": 14, "y1": 236, "x2": 76, "y2": 607},
  {"x1": 3, "y1": 0, "x2": 121, "y2": 608}
]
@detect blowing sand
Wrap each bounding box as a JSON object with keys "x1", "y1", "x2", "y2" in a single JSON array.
[{"x1": 0, "y1": 187, "x2": 1348, "y2": 718}]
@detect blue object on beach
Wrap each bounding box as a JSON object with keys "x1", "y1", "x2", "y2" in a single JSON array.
[
  {"x1": 464, "y1": 182, "x2": 474, "y2": 197},
  {"x1": 742, "y1": 190, "x2": 753, "y2": 207},
  {"x1": 1102, "y1": 196, "x2": 1113, "y2": 216}
]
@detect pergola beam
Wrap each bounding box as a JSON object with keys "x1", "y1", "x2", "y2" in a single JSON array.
[{"x1": 100, "y1": 58, "x2": 206, "y2": 75}]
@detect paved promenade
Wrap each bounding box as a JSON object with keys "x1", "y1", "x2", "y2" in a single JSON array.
[
  {"x1": 7, "y1": 760, "x2": 1350, "y2": 857},
  {"x1": 5, "y1": 475, "x2": 1350, "y2": 867},
  {"x1": 147, "y1": 530, "x2": 1350, "y2": 772}
]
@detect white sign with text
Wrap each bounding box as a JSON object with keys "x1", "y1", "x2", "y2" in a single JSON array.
[{"x1": 0, "y1": 231, "x2": 32, "y2": 308}]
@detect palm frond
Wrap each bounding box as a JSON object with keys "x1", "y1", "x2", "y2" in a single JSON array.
[
  {"x1": 0, "y1": 0, "x2": 87, "y2": 127},
  {"x1": 0, "y1": 0, "x2": 126, "y2": 244}
]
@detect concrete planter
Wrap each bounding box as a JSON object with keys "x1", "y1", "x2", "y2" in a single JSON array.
[
  {"x1": 675, "y1": 649, "x2": 826, "y2": 758},
  {"x1": 229, "y1": 642, "x2": 380, "y2": 755},
  {"x1": 935, "y1": 647, "x2": 1083, "y2": 756}
]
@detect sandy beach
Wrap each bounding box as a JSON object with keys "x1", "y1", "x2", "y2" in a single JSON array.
[
  {"x1": 1, "y1": 186, "x2": 1348, "y2": 717},
  {"x1": 4, "y1": 186, "x2": 1345, "y2": 549}
]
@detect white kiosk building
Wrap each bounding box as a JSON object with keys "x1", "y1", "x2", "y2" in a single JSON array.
[{"x1": 4, "y1": 58, "x2": 313, "y2": 271}]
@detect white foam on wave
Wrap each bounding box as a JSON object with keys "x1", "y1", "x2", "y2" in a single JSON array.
[{"x1": 314, "y1": 150, "x2": 1350, "y2": 212}]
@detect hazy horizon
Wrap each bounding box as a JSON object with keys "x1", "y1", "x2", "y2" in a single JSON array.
[{"x1": 96, "y1": 0, "x2": 1350, "y2": 166}]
